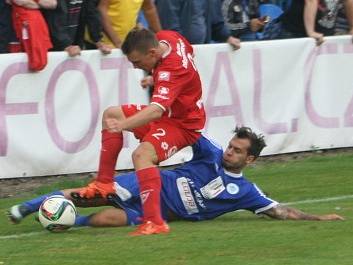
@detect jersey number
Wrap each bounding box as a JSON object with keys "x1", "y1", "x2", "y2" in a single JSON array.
[{"x1": 152, "y1": 128, "x2": 166, "y2": 140}]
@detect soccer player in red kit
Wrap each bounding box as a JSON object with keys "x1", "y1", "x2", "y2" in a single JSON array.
[{"x1": 76, "y1": 28, "x2": 206, "y2": 235}]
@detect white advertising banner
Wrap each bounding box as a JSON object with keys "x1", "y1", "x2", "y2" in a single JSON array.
[{"x1": 0, "y1": 36, "x2": 352, "y2": 178}]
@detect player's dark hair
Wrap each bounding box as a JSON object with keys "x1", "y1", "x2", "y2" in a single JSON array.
[
  {"x1": 121, "y1": 27, "x2": 159, "y2": 55},
  {"x1": 233, "y1": 126, "x2": 266, "y2": 158}
]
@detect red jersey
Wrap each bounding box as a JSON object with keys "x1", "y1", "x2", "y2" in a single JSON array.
[{"x1": 151, "y1": 31, "x2": 206, "y2": 131}]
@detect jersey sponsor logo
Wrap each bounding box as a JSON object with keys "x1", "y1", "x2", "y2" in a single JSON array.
[
  {"x1": 158, "y1": 71, "x2": 171, "y2": 81},
  {"x1": 157, "y1": 86, "x2": 169, "y2": 95},
  {"x1": 226, "y1": 183, "x2": 239, "y2": 195},
  {"x1": 114, "y1": 182, "x2": 132, "y2": 201},
  {"x1": 177, "y1": 177, "x2": 199, "y2": 214},
  {"x1": 176, "y1": 39, "x2": 188, "y2": 69},
  {"x1": 200, "y1": 176, "x2": 225, "y2": 199}
]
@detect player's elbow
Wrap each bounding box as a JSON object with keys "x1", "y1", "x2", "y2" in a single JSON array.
[
  {"x1": 152, "y1": 107, "x2": 164, "y2": 119},
  {"x1": 149, "y1": 104, "x2": 164, "y2": 120}
]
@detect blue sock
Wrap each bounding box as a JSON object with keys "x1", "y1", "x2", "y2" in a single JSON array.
[
  {"x1": 22, "y1": 191, "x2": 64, "y2": 215},
  {"x1": 74, "y1": 215, "x2": 91, "y2": 227}
]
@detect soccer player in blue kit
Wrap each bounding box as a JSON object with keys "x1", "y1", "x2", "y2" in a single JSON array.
[{"x1": 9, "y1": 127, "x2": 343, "y2": 228}]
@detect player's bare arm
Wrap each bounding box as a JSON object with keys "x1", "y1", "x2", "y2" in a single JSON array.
[
  {"x1": 105, "y1": 104, "x2": 163, "y2": 133},
  {"x1": 262, "y1": 205, "x2": 344, "y2": 221},
  {"x1": 345, "y1": 0, "x2": 353, "y2": 37}
]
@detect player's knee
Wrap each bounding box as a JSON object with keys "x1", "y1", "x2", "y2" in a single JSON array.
[
  {"x1": 102, "y1": 106, "x2": 124, "y2": 121},
  {"x1": 132, "y1": 148, "x2": 148, "y2": 163},
  {"x1": 132, "y1": 144, "x2": 156, "y2": 164}
]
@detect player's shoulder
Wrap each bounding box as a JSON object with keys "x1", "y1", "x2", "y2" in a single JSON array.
[
  {"x1": 156, "y1": 30, "x2": 186, "y2": 42},
  {"x1": 195, "y1": 134, "x2": 223, "y2": 153}
]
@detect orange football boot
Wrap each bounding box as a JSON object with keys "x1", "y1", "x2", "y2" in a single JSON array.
[{"x1": 129, "y1": 221, "x2": 170, "y2": 236}]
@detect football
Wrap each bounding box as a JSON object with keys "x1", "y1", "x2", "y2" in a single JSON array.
[{"x1": 38, "y1": 195, "x2": 77, "y2": 232}]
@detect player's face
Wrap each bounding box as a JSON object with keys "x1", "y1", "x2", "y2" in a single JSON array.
[
  {"x1": 127, "y1": 49, "x2": 158, "y2": 72},
  {"x1": 222, "y1": 137, "x2": 255, "y2": 173}
]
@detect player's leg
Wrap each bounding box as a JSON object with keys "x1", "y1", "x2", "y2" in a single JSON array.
[
  {"x1": 84, "y1": 208, "x2": 128, "y2": 227},
  {"x1": 95, "y1": 106, "x2": 126, "y2": 184},
  {"x1": 129, "y1": 124, "x2": 200, "y2": 235},
  {"x1": 7, "y1": 186, "x2": 113, "y2": 224},
  {"x1": 7, "y1": 187, "x2": 91, "y2": 224},
  {"x1": 131, "y1": 141, "x2": 167, "y2": 234},
  {"x1": 7, "y1": 190, "x2": 65, "y2": 224},
  {"x1": 77, "y1": 104, "x2": 150, "y2": 198},
  {"x1": 77, "y1": 106, "x2": 127, "y2": 198}
]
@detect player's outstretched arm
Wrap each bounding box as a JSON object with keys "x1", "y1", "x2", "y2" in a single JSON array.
[{"x1": 262, "y1": 205, "x2": 344, "y2": 221}]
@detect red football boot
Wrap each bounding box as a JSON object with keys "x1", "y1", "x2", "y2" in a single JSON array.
[{"x1": 129, "y1": 221, "x2": 170, "y2": 236}]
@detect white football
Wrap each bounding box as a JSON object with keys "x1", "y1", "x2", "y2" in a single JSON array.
[{"x1": 38, "y1": 195, "x2": 77, "y2": 232}]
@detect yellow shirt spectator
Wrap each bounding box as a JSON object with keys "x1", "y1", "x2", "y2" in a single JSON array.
[
  {"x1": 86, "y1": 0, "x2": 161, "y2": 48},
  {"x1": 102, "y1": 0, "x2": 143, "y2": 46}
]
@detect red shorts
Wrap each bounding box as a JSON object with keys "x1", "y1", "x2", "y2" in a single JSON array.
[{"x1": 122, "y1": 104, "x2": 201, "y2": 162}]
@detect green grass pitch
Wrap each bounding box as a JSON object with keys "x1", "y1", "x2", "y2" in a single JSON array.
[{"x1": 1, "y1": 152, "x2": 353, "y2": 265}]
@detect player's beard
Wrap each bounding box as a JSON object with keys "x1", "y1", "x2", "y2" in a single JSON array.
[{"x1": 221, "y1": 159, "x2": 243, "y2": 174}]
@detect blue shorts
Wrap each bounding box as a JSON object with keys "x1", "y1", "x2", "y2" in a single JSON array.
[{"x1": 112, "y1": 173, "x2": 170, "y2": 225}]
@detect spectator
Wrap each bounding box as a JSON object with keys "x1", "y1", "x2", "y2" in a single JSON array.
[
  {"x1": 0, "y1": 0, "x2": 17, "y2": 53},
  {"x1": 279, "y1": 0, "x2": 353, "y2": 45},
  {"x1": 42, "y1": 0, "x2": 111, "y2": 57},
  {"x1": 221, "y1": 0, "x2": 268, "y2": 41},
  {"x1": 335, "y1": 4, "x2": 350, "y2": 34},
  {"x1": 155, "y1": 0, "x2": 241, "y2": 49},
  {"x1": 7, "y1": 0, "x2": 56, "y2": 70},
  {"x1": 86, "y1": 0, "x2": 161, "y2": 49},
  {"x1": 268, "y1": 0, "x2": 291, "y2": 11}
]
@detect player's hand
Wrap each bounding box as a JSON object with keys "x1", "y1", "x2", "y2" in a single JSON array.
[
  {"x1": 307, "y1": 31, "x2": 324, "y2": 46},
  {"x1": 319, "y1": 214, "x2": 345, "y2": 221},
  {"x1": 96, "y1": 41, "x2": 112, "y2": 54},
  {"x1": 140, "y1": 75, "x2": 154, "y2": 88},
  {"x1": 76, "y1": 180, "x2": 115, "y2": 199},
  {"x1": 64, "y1": 45, "x2": 81, "y2": 57},
  {"x1": 227, "y1": 36, "x2": 241, "y2": 50},
  {"x1": 105, "y1": 118, "x2": 124, "y2": 133}
]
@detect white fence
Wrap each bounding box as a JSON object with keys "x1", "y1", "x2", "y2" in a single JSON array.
[{"x1": 0, "y1": 36, "x2": 352, "y2": 178}]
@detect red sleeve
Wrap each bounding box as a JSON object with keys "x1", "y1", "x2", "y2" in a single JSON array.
[
  {"x1": 151, "y1": 31, "x2": 196, "y2": 111},
  {"x1": 151, "y1": 67, "x2": 191, "y2": 111}
]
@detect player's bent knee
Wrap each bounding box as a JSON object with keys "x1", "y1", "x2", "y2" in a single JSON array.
[
  {"x1": 132, "y1": 143, "x2": 158, "y2": 165},
  {"x1": 131, "y1": 148, "x2": 148, "y2": 163},
  {"x1": 102, "y1": 106, "x2": 125, "y2": 121}
]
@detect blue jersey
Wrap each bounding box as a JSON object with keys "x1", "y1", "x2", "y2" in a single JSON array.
[{"x1": 112, "y1": 135, "x2": 277, "y2": 225}]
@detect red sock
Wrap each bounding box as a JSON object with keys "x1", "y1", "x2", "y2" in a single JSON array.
[
  {"x1": 136, "y1": 167, "x2": 164, "y2": 225},
  {"x1": 96, "y1": 129, "x2": 123, "y2": 183}
]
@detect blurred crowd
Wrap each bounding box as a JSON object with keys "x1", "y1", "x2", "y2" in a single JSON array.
[{"x1": 0, "y1": 0, "x2": 352, "y2": 71}]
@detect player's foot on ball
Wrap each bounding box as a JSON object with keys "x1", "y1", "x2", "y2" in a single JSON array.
[
  {"x1": 129, "y1": 221, "x2": 170, "y2": 236},
  {"x1": 7, "y1": 204, "x2": 30, "y2": 224}
]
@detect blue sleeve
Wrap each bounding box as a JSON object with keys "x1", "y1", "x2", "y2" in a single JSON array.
[
  {"x1": 191, "y1": 135, "x2": 222, "y2": 162},
  {"x1": 210, "y1": 0, "x2": 231, "y2": 42}
]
